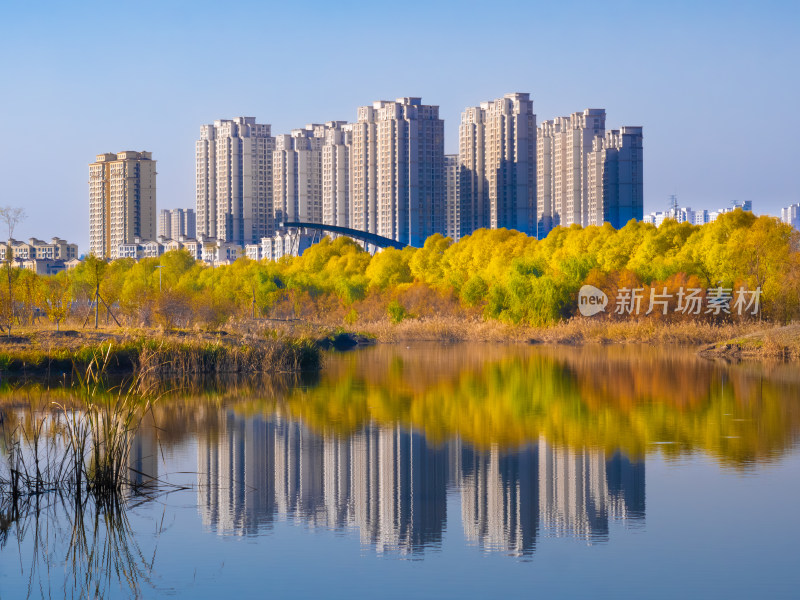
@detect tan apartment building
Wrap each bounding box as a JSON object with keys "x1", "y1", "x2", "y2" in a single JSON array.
[
  {"x1": 196, "y1": 117, "x2": 275, "y2": 246},
  {"x1": 458, "y1": 106, "x2": 486, "y2": 238},
  {"x1": 351, "y1": 98, "x2": 445, "y2": 247},
  {"x1": 89, "y1": 151, "x2": 156, "y2": 258},
  {"x1": 444, "y1": 154, "x2": 459, "y2": 240},
  {"x1": 273, "y1": 125, "x2": 326, "y2": 226},
  {"x1": 0, "y1": 237, "x2": 78, "y2": 261},
  {"x1": 586, "y1": 127, "x2": 644, "y2": 229},
  {"x1": 458, "y1": 93, "x2": 536, "y2": 237},
  {"x1": 322, "y1": 122, "x2": 352, "y2": 228},
  {"x1": 537, "y1": 110, "x2": 643, "y2": 234},
  {"x1": 536, "y1": 109, "x2": 605, "y2": 235}
]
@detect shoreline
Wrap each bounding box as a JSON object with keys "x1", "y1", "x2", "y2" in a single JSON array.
[
  {"x1": 697, "y1": 323, "x2": 800, "y2": 361},
  {"x1": 0, "y1": 319, "x2": 797, "y2": 377},
  {"x1": 0, "y1": 328, "x2": 321, "y2": 377}
]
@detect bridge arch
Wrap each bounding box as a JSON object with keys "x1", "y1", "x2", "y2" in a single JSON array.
[{"x1": 279, "y1": 222, "x2": 409, "y2": 250}]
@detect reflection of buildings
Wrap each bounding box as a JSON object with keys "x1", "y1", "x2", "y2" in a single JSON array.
[
  {"x1": 457, "y1": 439, "x2": 644, "y2": 554},
  {"x1": 538, "y1": 441, "x2": 645, "y2": 541},
  {"x1": 198, "y1": 415, "x2": 447, "y2": 554},
  {"x1": 197, "y1": 414, "x2": 644, "y2": 556},
  {"x1": 128, "y1": 429, "x2": 158, "y2": 487},
  {"x1": 460, "y1": 443, "x2": 539, "y2": 555},
  {"x1": 198, "y1": 414, "x2": 277, "y2": 534}
]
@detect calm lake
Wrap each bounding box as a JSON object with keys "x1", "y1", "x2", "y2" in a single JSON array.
[{"x1": 1, "y1": 343, "x2": 799, "y2": 599}]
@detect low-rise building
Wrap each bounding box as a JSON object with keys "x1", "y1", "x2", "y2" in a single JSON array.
[
  {"x1": 117, "y1": 242, "x2": 142, "y2": 259},
  {"x1": 1, "y1": 237, "x2": 78, "y2": 261},
  {"x1": 181, "y1": 238, "x2": 203, "y2": 261},
  {"x1": 643, "y1": 201, "x2": 752, "y2": 227},
  {"x1": 111, "y1": 234, "x2": 242, "y2": 265},
  {"x1": 245, "y1": 244, "x2": 262, "y2": 261},
  {"x1": 201, "y1": 239, "x2": 242, "y2": 266},
  {"x1": 163, "y1": 238, "x2": 183, "y2": 253},
  {"x1": 21, "y1": 259, "x2": 68, "y2": 276},
  {"x1": 261, "y1": 228, "x2": 315, "y2": 261},
  {"x1": 141, "y1": 240, "x2": 164, "y2": 258}
]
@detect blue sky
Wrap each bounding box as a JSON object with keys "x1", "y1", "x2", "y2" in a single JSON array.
[{"x1": 1, "y1": 0, "x2": 798, "y2": 252}]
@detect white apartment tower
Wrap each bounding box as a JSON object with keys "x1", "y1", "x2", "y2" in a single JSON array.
[
  {"x1": 350, "y1": 104, "x2": 379, "y2": 235},
  {"x1": 782, "y1": 203, "x2": 800, "y2": 230},
  {"x1": 459, "y1": 106, "x2": 486, "y2": 237},
  {"x1": 196, "y1": 117, "x2": 275, "y2": 246},
  {"x1": 322, "y1": 122, "x2": 353, "y2": 228},
  {"x1": 586, "y1": 127, "x2": 644, "y2": 228},
  {"x1": 458, "y1": 93, "x2": 537, "y2": 237},
  {"x1": 351, "y1": 98, "x2": 445, "y2": 247},
  {"x1": 537, "y1": 109, "x2": 606, "y2": 236},
  {"x1": 273, "y1": 124, "x2": 326, "y2": 225},
  {"x1": 89, "y1": 151, "x2": 156, "y2": 259},
  {"x1": 159, "y1": 208, "x2": 196, "y2": 239},
  {"x1": 444, "y1": 154, "x2": 460, "y2": 240}
]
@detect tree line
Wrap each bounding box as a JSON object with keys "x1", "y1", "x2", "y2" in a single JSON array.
[{"x1": 4, "y1": 209, "x2": 799, "y2": 332}]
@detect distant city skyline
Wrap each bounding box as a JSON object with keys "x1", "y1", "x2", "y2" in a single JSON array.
[{"x1": 2, "y1": 0, "x2": 798, "y2": 253}]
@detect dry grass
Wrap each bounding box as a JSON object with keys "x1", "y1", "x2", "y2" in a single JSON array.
[
  {"x1": 702, "y1": 322, "x2": 800, "y2": 360},
  {"x1": 332, "y1": 315, "x2": 762, "y2": 346},
  {"x1": 355, "y1": 316, "x2": 532, "y2": 343},
  {"x1": 0, "y1": 326, "x2": 321, "y2": 375},
  {"x1": 535, "y1": 318, "x2": 762, "y2": 345}
]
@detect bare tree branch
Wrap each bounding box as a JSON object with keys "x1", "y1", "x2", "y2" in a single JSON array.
[{"x1": 0, "y1": 206, "x2": 27, "y2": 241}]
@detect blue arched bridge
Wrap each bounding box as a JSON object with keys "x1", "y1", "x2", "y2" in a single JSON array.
[{"x1": 279, "y1": 222, "x2": 409, "y2": 250}]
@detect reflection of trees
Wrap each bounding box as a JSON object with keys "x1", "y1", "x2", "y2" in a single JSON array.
[
  {"x1": 278, "y1": 345, "x2": 800, "y2": 467},
  {"x1": 2, "y1": 345, "x2": 799, "y2": 468}
]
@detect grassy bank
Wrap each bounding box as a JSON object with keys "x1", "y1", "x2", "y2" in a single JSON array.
[
  {"x1": 0, "y1": 318, "x2": 794, "y2": 376},
  {"x1": 335, "y1": 316, "x2": 763, "y2": 346},
  {"x1": 699, "y1": 323, "x2": 800, "y2": 360},
  {"x1": 0, "y1": 328, "x2": 321, "y2": 375}
]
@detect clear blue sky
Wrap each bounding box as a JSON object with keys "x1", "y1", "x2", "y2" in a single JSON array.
[{"x1": 1, "y1": 0, "x2": 798, "y2": 253}]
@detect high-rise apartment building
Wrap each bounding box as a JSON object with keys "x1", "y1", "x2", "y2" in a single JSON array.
[
  {"x1": 458, "y1": 93, "x2": 536, "y2": 238},
  {"x1": 89, "y1": 151, "x2": 156, "y2": 258},
  {"x1": 322, "y1": 122, "x2": 352, "y2": 228},
  {"x1": 350, "y1": 104, "x2": 379, "y2": 235},
  {"x1": 196, "y1": 117, "x2": 275, "y2": 246},
  {"x1": 459, "y1": 106, "x2": 485, "y2": 238},
  {"x1": 159, "y1": 208, "x2": 196, "y2": 240},
  {"x1": 781, "y1": 203, "x2": 800, "y2": 230},
  {"x1": 444, "y1": 154, "x2": 460, "y2": 240},
  {"x1": 586, "y1": 127, "x2": 644, "y2": 228},
  {"x1": 537, "y1": 110, "x2": 642, "y2": 236},
  {"x1": 350, "y1": 98, "x2": 445, "y2": 247},
  {"x1": 537, "y1": 109, "x2": 606, "y2": 236},
  {"x1": 273, "y1": 125, "x2": 326, "y2": 225}
]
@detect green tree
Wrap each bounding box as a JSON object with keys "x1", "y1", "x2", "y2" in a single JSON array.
[{"x1": 42, "y1": 272, "x2": 72, "y2": 331}]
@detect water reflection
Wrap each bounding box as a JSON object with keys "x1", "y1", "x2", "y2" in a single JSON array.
[
  {"x1": 197, "y1": 415, "x2": 645, "y2": 556},
  {"x1": 199, "y1": 416, "x2": 449, "y2": 554},
  {"x1": 276, "y1": 344, "x2": 800, "y2": 465},
  {"x1": 0, "y1": 492, "x2": 158, "y2": 598},
  {"x1": 2, "y1": 343, "x2": 799, "y2": 563},
  {"x1": 3, "y1": 343, "x2": 800, "y2": 598}
]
